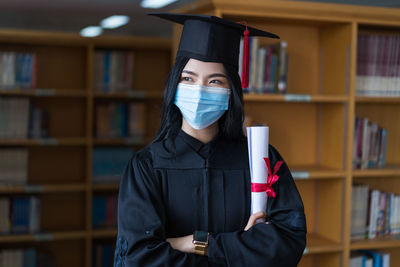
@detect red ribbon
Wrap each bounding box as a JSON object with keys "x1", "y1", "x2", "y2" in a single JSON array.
[{"x1": 251, "y1": 157, "x2": 283, "y2": 198}]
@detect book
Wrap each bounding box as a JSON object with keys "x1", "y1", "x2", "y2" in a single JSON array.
[
  {"x1": 92, "y1": 147, "x2": 133, "y2": 184},
  {"x1": 238, "y1": 38, "x2": 289, "y2": 94},
  {"x1": 353, "y1": 116, "x2": 387, "y2": 170},
  {"x1": 356, "y1": 33, "x2": 400, "y2": 96},
  {"x1": 95, "y1": 102, "x2": 146, "y2": 139},
  {"x1": 92, "y1": 194, "x2": 118, "y2": 228},
  {"x1": 94, "y1": 50, "x2": 135, "y2": 93}
]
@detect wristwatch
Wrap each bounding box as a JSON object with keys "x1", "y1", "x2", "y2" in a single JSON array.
[{"x1": 192, "y1": 231, "x2": 209, "y2": 256}]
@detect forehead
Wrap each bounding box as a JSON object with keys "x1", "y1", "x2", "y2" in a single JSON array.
[{"x1": 182, "y1": 58, "x2": 226, "y2": 75}]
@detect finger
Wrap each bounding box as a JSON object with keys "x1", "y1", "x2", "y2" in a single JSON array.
[
  {"x1": 245, "y1": 212, "x2": 263, "y2": 231},
  {"x1": 245, "y1": 212, "x2": 266, "y2": 231}
]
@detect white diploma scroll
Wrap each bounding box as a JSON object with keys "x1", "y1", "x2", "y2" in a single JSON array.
[{"x1": 247, "y1": 126, "x2": 269, "y2": 223}]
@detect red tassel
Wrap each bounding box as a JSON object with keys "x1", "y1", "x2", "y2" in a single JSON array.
[{"x1": 241, "y1": 25, "x2": 250, "y2": 89}]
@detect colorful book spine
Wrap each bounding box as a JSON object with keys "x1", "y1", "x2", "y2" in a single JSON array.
[{"x1": 353, "y1": 116, "x2": 387, "y2": 170}]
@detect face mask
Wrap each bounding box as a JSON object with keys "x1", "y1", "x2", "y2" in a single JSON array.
[{"x1": 174, "y1": 83, "x2": 231, "y2": 130}]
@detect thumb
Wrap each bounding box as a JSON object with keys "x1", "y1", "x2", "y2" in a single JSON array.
[{"x1": 245, "y1": 211, "x2": 266, "y2": 231}]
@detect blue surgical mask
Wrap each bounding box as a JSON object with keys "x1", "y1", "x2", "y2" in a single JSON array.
[{"x1": 174, "y1": 83, "x2": 231, "y2": 130}]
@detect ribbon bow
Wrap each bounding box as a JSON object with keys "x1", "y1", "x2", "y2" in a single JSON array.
[{"x1": 251, "y1": 158, "x2": 283, "y2": 198}]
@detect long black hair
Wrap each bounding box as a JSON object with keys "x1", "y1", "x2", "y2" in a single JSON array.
[{"x1": 152, "y1": 56, "x2": 245, "y2": 143}]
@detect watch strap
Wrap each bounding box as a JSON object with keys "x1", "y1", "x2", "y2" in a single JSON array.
[{"x1": 193, "y1": 231, "x2": 209, "y2": 256}]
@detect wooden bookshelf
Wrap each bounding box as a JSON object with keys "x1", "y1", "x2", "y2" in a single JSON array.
[
  {"x1": 171, "y1": 1, "x2": 399, "y2": 267},
  {"x1": 0, "y1": 30, "x2": 170, "y2": 267}
]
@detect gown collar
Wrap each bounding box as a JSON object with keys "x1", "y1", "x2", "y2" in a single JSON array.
[
  {"x1": 151, "y1": 130, "x2": 249, "y2": 170},
  {"x1": 178, "y1": 129, "x2": 220, "y2": 160}
]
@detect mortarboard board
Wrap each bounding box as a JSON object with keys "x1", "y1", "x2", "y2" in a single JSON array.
[{"x1": 148, "y1": 13, "x2": 279, "y2": 89}]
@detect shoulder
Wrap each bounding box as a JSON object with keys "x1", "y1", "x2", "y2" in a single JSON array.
[
  {"x1": 269, "y1": 144, "x2": 284, "y2": 162},
  {"x1": 129, "y1": 145, "x2": 154, "y2": 172}
]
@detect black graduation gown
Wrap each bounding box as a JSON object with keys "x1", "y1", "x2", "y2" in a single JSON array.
[{"x1": 114, "y1": 130, "x2": 306, "y2": 267}]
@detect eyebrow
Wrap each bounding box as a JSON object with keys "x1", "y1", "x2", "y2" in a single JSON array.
[{"x1": 182, "y1": 70, "x2": 227, "y2": 79}]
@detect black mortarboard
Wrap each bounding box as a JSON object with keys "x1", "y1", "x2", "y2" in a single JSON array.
[{"x1": 149, "y1": 13, "x2": 279, "y2": 88}]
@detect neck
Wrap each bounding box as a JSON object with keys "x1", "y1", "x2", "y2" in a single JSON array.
[{"x1": 181, "y1": 119, "x2": 219, "y2": 144}]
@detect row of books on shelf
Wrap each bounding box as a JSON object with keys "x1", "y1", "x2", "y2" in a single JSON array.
[
  {"x1": 353, "y1": 116, "x2": 387, "y2": 170},
  {"x1": 92, "y1": 243, "x2": 115, "y2": 267},
  {"x1": 0, "y1": 52, "x2": 36, "y2": 91},
  {"x1": 92, "y1": 148, "x2": 133, "y2": 184},
  {"x1": 238, "y1": 37, "x2": 288, "y2": 94},
  {"x1": 356, "y1": 33, "x2": 400, "y2": 96},
  {"x1": 94, "y1": 50, "x2": 134, "y2": 93},
  {"x1": 351, "y1": 184, "x2": 400, "y2": 240},
  {"x1": 0, "y1": 196, "x2": 41, "y2": 234},
  {"x1": 92, "y1": 194, "x2": 118, "y2": 229},
  {"x1": 0, "y1": 249, "x2": 53, "y2": 267},
  {"x1": 95, "y1": 102, "x2": 146, "y2": 139},
  {"x1": 0, "y1": 147, "x2": 133, "y2": 185},
  {"x1": 0, "y1": 97, "x2": 49, "y2": 139},
  {"x1": 350, "y1": 250, "x2": 390, "y2": 267}
]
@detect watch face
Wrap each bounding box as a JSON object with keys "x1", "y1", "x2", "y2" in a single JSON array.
[{"x1": 194, "y1": 231, "x2": 209, "y2": 243}]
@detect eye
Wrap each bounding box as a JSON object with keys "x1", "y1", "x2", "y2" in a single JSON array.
[
  {"x1": 181, "y1": 76, "x2": 193, "y2": 82},
  {"x1": 209, "y1": 79, "x2": 227, "y2": 87}
]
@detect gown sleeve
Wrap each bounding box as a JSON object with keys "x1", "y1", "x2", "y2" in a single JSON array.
[
  {"x1": 207, "y1": 145, "x2": 307, "y2": 267},
  {"x1": 113, "y1": 149, "x2": 200, "y2": 267}
]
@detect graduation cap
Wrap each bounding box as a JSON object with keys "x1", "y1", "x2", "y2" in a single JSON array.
[{"x1": 148, "y1": 13, "x2": 279, "y2": 89}]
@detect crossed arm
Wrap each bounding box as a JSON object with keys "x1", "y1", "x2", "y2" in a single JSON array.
[{"x1": 166, "y1": 211, "x2": 268, "y2": 255}]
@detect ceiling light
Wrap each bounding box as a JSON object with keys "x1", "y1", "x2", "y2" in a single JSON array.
[
  {"x1": 101, "y1": 15, "x2": 130, "y2": 29},
  {"x1": 80, "y1": 26, "x2": 103, "y2": 37},
  {"x1": 141, "y1": 0, "x2": 178, "y2": 9}
]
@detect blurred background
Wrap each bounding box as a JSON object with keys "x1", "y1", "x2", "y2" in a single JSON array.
[{"x1": 0, "y1": 0, "x2": 399, "y2": 267}]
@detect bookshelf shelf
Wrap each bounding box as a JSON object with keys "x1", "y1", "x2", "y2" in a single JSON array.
[
  {"x1": 0, "y1": 89, "x2": 87, "y2": 97},
  {"x1": 93, "y1": 137, "x2": 146, "y2": 146},
  {"x1": 92, "y1": 184, "x2": 119, "y2": 192},
  {"x1": 352, "y1": 166, "x2": 400, "y2": 177},
  {"x1": 291, "y1": 165, "x2": 346, "y2": 180},
  {"x1": 305, "y1": 233, "x2": 343, "y2": 254},
  {"x1": 244, "y1": 93, "x2": 349, "y2": 103},
  {"x1": 351, "y1": 236, "x2": 400, "y2": 250},
  {"x1": 0, "y1": 231, "x2": 87, "y2": 243},
  {"x1": 0, "y1": 183, "x2": 87, "y2": 194},
  {"x1": 0, "y1": 138, "x2": 87, "y2": 146},
  {"x1": 91, "y1": 228, "x2": 118, "y2": 238},
  {"x1": 93, "y1": 91, "x2": 163, "y2": 99},
  {"x1": 356, "y1": 96, "x2": 400, "y2": 103}
]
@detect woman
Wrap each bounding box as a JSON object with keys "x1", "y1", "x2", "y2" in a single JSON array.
[{"x1": 114, "y1": 13, "x2": 306, "y2": 266}]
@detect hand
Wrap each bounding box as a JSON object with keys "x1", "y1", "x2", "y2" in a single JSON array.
[
  {"x1": 167, "y1": 234, "x2": 195, "y2": 254},
  {"x1": 244, "y1": 211, "x2": 267, "y2": 231}
]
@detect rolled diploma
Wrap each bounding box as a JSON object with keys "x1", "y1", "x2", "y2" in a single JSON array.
[{"x1": 247, "y1": 126, "x2": 269, "y2": 223}]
